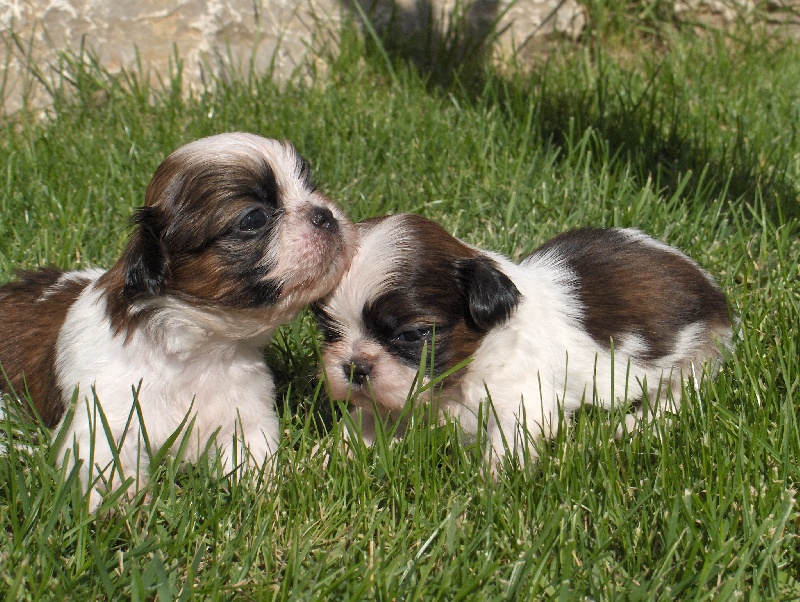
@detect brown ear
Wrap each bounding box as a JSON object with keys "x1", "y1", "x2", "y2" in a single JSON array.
[
  {"x1": 123, "y1": 207, "x2": 169, "y2": 298},
  {"x1": 458, "y1": 256, "x2": 521, "y2": 332}
]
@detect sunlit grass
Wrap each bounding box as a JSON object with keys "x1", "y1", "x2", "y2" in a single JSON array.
[{"x1": 1, "y1": 16, "x2": 799, "y2": 600}]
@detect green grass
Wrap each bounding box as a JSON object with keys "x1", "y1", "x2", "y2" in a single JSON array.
[{"x1": 1, "y1": 16, "x2": 799, "y2": 600}]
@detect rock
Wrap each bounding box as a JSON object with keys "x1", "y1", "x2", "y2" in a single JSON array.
[
  {"x1": 341, "y1": 0, "x2": 587, "y2": 69},
  {"x1": 673, "y1": 0, "x2": 756, "y2": 28},
  {"x1": 0, "y1": 0, "x2": 587, "y2": 115},
  {"x1": 3, "y1": 0, "x2": 800, "y2": 116},
  {"x1": 0, "y1": 0, "x2": 343, "y2": 116}
]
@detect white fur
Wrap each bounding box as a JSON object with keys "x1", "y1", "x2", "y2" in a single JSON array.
[
  {"x1": 319, "y1": 218, "x2": 424, "y2": 417},
  {"x1": 15, "y1": 133, "x2": 355, "y2": 510},
  {"x1": 453, "y1": 252, "x2": 713, "y2": 463},
  {"x1": 55, "y1": 274, "x2": 279, "y2": 510},
  {"x1": 37, "y1": 270, "x2": 97, "y2": 302},
  {"x1": 320, "y1": 216, "x2": 733, "y2": 469}
]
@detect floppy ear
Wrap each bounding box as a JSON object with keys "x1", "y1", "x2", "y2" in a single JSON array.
[
  {"x1": 459, "y1": 256, "x2": 521, "y2": 332},
  {"x1": 122, "y1": 207, "x2": 169, "y2": 298}
]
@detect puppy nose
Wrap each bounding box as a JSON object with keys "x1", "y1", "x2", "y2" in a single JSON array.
[
  {"x1": 310, "y1": 206, "x2": 338, "y2": 233},
  {"x1": 343, "y1": 359, "x2": 372, "y2": 386}
]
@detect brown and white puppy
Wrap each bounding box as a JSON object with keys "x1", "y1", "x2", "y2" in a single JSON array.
[
  {"x1": 0, "y1": 133, "x2": 354, "y2": 509},
  {"x1": 314, "y1": 213, "x2": 733, "y2": 467}
]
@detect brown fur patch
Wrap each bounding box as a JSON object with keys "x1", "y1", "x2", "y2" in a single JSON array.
[
  {"x1": 356, "y1": 214, "x2": 519, "y2": 386},
  {"x1": 0, "y1": 269, "x2": 90, "y2": 427},
  {"x1": 530, "y1": 228, "x2": 731, "y2": 362}
]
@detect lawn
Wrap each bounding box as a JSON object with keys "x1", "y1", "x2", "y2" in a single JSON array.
[{"x1": 1, "y1": 12, "x2": 799, "y2": 601}]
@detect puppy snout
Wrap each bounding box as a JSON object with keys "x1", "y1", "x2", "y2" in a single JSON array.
[
  {"x1": 310, "y1": 206, "x2": 338, "y2": 233},
  {"x1": 343, "y1": 359, "x2": 373, "y2": 386}
]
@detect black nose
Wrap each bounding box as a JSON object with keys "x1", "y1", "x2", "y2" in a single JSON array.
[
  {"x1": 343, "y1": 359, "x2": 373, "y2": 386},
  {"x1": 310, "y1": 206, "x2": 338, "y2": 233}
]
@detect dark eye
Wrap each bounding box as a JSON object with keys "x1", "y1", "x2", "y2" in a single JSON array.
[
  {"x1": 393, "y1": 327, "x2": 432, "y2": 344},
  {"x1": 314, "y1": 311, "x2": 342, "y2": 343},
  {"x1": 238, "y1": 208, "x2": 270, "y2": 232}
]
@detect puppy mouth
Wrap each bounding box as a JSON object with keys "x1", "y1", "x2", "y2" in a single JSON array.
[{"x1": 345, "y1": 383, "x2": 380, "y2": 411}]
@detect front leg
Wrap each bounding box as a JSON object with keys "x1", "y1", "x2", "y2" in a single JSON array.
[
  {"x1": 486, "y1": 399, "x2": 558, "y2": 474},
  {"x1": 57, "y1": 402, "x2": 149, "y2": 512},
  {"x1": 216, "y1": 412, "x2": 280, "y2": 482}
]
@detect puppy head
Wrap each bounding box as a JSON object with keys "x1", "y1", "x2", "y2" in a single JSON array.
[
  {"x1": 102, "y1": 133, "x2": 354, "y2": 336},
  {"x1": 314, "y1": 213, "x2": 520, "y2": 412}
]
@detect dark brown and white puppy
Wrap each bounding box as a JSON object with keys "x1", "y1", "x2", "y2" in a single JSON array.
[
  {"x1": 0, "y1": 133, "x2": 354, "y2": 509},
  {"x1": 314, "y1": 213, "x2": 733, "y2": 466}
]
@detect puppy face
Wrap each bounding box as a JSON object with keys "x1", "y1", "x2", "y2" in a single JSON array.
[
  {"x1": 100, "y1": 133, "x2": 354, "y2": 336},
  {"x1": 314, "y1": 214, "x2": 520, "y2": 412}
]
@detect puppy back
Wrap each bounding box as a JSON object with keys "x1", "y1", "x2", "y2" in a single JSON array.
[
  {"x1": 0, "y1": 268, "x2": 90, "y2": 427},
  {"x1": 525, "y1": 227, "x2": 732, "y2": 363}
]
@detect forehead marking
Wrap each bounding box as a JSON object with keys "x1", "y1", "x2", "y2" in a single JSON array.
[
  {"x1": 324, "y1": 217, "x2": 413, "y2": 323},
  {"x1": 170, "y1": 133, "x2": 306, "y2": 194}
]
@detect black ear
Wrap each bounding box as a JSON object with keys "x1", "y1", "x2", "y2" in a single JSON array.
[
  {"x1": 123, "y1": 207, "x2": 169, "y2": 298},
  {"x1": 458, "y1": 256, "x2": 521, "y2": 332}
]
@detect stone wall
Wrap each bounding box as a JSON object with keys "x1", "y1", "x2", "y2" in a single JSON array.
[
  {"x1": 1, "y1": 0, "x2": 586, "y2": 115},
  {"x1": 1, "y1": 0, "x2": 798, "y2": 116}
]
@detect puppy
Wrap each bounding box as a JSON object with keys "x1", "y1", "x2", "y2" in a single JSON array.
[
  {"x1": 314, "y1": 213, "x2": 733, "y2": 466},
  {"x1": 0, "y1": 133, "x2": 354, "y2": 509}
]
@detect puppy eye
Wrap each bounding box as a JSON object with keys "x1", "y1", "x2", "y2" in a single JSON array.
[
  {"x1": 393, "y1": 327, "x2": 432, "y2": 344},
  {"x1": 238, "y1": 208, "x2": 271, "y2": 232},
  {"x1": 317, "y1": 318, "x2": 342, "y2": 342}
]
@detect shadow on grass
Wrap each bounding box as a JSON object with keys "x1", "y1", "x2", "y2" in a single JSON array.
[
  {"x1": 341, "y1": 0, "x2": 798, "y2": 221},
  {"x1": 523, "y1": 78, "x2": 800, "y2": 221}
]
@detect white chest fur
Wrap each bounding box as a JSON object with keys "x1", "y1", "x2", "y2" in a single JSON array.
[{"x1": 55, "y1": 273, "x2": 280, "y2": 509}]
